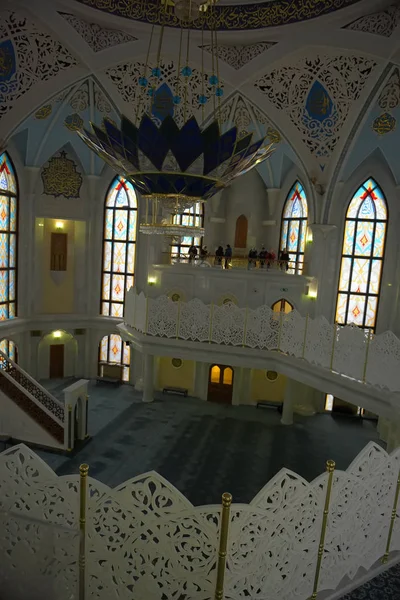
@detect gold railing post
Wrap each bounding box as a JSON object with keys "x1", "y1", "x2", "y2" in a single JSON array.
[
  {"x1": 277, "y1": 310, "x2": 284, "y2": 352},
  {"x1": 382, "y1": 468, "x2": 400, "y2": 563},
  {"x1": 209, "y1": 303, "x2": 214, "y2": 344},
  {"x1": 302, "y1": 314, "x2": 309, "y2": 359},
  {"x1": 310, "y1": 460, "x2": 336, "y2": 600},
  {"x1": 215, "y1": 492, "x2": 232, "y2": 600},
  {"x1": 176, "y1": 299, "x2": 181, "y2": 339},
  {"x1": 330, "y1": 324, "x2": 337, "y2": 371},
  {"x1": 242, "y1": 307, "x2": 248, "y2": 348},
  {"x1": 79, "y1": 463, "x2": 89, "y2": 600},
  {"x1": 362, "y1": 329, "x2": 372, "y2": 384}
]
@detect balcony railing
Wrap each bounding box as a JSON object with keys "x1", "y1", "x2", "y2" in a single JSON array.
[
  {"x1": 124, "y1": 288, "x2": 400, "y2": 392},
  {"x1": 164, "y1": 253, "x2": 304, "y2": 274}
]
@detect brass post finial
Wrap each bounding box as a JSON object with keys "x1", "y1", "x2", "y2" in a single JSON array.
[
  {"x1": 326, "y1": 460, "x2": 335, "y2": 473},
  {"x1": 222, "y1": 492, "x2": 232, "y2": 507},
  {"x1": 79, "y1": 463, "x2": 89, "y2": 477}
]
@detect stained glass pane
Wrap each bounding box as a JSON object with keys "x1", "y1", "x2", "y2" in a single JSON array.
[
  {"x1": 287, "y1": 222, "x2": 299, "y2": 251},
  {"x1": 354, "y1": 222, "x2": 373, "y2": 256},
  {"x1": 111, "y1": 274, "x2": 124, "y2": 301},
  {"x1": 373, "y1": 223, "x2": 386, "y2": 257},
  {"x1": 105, "y1": 209, "x2": 113, "y2": 239},
  {"x1": 109, "y1": 334, "x2": 122, "y2": 362},
  {"x1": 123, "y1": 342, "x2": 130, "y2": 365},
  {"x1": 10, "y1": 198, "x2": 16, "y2": 232},
  {"x1": 0, "y1": 234, "x2": 8, "y2": 268},
  {"x1": 0, "y1": 305, "x2": 8, "y2": 320},
  {"x1": 102, "y1": 273, "x2": 111, "y2": 300},
  {"x1": 9, "y1": 234, "x2": 16, "y2": 268},
  {"x1": 0, "y1": 271, "x2": 8, "y2": 302},
  {"x1": 126, "y1": 276, "x2": 134, "y2": 292},
  {"x1": 114, "y1": 210, "x2": 128, "y2": 240},
  {"x1": 338, "y1": 257, "x2": 352, "y2": 292},
  {"x1": 8, "y1": 303, "x2": 14, "y2": 319},
  {"x1": 347, "y1": 294, "x2": 366, "y2": 326},
  {"x1": 9, "y1": 270, "x2": 15, "y2": 301},
  {"x1": 112, "y1": 242, "x2": 126, "y2": 272},
  {"x1": 111, "y1": 303, "x2": 123, "y2": 318},
  {"x1": 369, "y1": 260, "x2": 382, "y2": 294},
  {"x1": 128, "y1": 211, "x2": 137, "y2": 241},
  {"x1": 335, "y1": 178, "x2": 387, "y2": 331},
  {"x1": 343, "y1": 221, "x2": 355, "y2": 255},
  {"x1": 0, "y1": 197, "x2": 9, "y2": 230},
  {"x1": 103, "y1": 241, "x2": 112, "y2": 271},
  {"x1": 0, "y1": 153, "x2": 17, "y2": 195},
  {"x1": 100, "y1": 336, "x2": 108, "y2": 362},
  {"x1": 101, "y1": 302, "x2": 110, "y2": 316},
  {"x1": 127, "y1": 244, "x2": 135, "y2": 274},
  {"x1": 350, "y1": 258, "x2": 369, "y2": 294}
]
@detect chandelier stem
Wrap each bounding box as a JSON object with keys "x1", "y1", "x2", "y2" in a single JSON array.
[
  {"x1": 213, "y1": 2, "x2": 221, "y2": 129},
  {"x1": 150, "y1": 1, "x2": 167, "y2": 115},
  {"x1": 175, "y1": 24, "x2": 184, "y2": 103},
  {"x1": 201, "y1": 13, "x2": 205, "y2": 123},
  {"x1": 184, "y1": 2, "x2": 192, "y2": 124},
  {"x1": 209, "y1": 9, "x2": 216, "y2": 118}
]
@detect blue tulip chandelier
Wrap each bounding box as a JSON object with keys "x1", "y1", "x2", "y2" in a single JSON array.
[{"x1": 77, "y1": 0, "x2": 274, "y2": 236}]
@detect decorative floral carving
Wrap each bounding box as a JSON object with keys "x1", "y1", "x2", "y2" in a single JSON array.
[
  {"x1": 95, "y1": 88, "x2": 112, "y2": 113},
  {"x1": 255, "y1": 54, "x2": 377, "y2": 157},
  {"x1": 41, "y1": 151, "x2": 83, "y2": 199},
  {"x1": 105, "y1": 59, "x2": 221, "y2": 126},
  {"x1": 200, "y1": 41, "x2": 275, "y2": 70},
  {"x1": 59, "y1": 12, "x2": 137, "y2": 52},
  {"x1": 344, "y1": 5, "x2": 400, "y2": 37},
  {"x1": 64, "y1": 113, "x2": 84, "y2": 131},
  {"x1": 378, "y1": 68, "x2": 400, "y2": 110},
  {"x1": 69, "y1": 81, "x2": 89, "y2": 112},
  {"x1": 0, "y1": 10, "x2": 77, "y2": 120}
]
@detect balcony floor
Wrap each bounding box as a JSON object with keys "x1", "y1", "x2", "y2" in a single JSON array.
[{"x1": 29, "y1": 381, "x2": 383, "y2": 505}]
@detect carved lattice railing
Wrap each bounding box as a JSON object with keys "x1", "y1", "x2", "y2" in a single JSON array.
[{"x1": 123, "y1": 288, "x2": 400, "y2": 392}]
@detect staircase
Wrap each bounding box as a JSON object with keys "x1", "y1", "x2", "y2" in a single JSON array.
[{"x1": 0, "y1": 350, "x2": 65, "y2": 446}]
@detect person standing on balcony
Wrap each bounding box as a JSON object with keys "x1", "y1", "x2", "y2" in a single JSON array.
[
  {"x1": 279, "y1": 247, "x2": 289, "y2": 271},
  {"x1": 259, "y1": 246, "x2": 266, "y2": 269},
  {"x1": 248, "y1": 247, "x2": 257, "y2": 270},
  {"x1": 188, "y1": 244, "x2": 197, "y2": 264},
  {"x1": 267, "y1": 248, "x2": 276, "y2": 270},
  {"x1": 224, "y1": 244, "x2": 232, "y2": 269},
  {"x1": 200, "y1": 246, "x2": 208, "y2": 264},
  {"x1": 215, "y1": 245, "x2": 224, "y2": 266}
]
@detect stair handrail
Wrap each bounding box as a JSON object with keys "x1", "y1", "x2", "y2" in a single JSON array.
[
  {"x1": 0, "y1": 367, "x2": 64, "y2": 427},
  {"x1": 0, "y1": 350, "x2": 65, "y2": 422}
]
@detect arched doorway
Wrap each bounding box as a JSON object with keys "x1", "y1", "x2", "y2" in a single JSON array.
[
  {"x1": 272, "y1": 299, "x2": 294, "y2": 313},
  {"x1": 207, "y1": 364, "x2": 234, "y2": 404},
  {"x1": 234, "y1": 215, "x2": 248, "y2": 249}
]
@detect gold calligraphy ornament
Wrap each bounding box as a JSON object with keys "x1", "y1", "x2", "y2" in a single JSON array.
[
  {"x1": 41, "y1": 151, "x2": 83, "y2": 198},
  {"x1": 372, "y1": 112, "x2": 396, "y2": 136}
]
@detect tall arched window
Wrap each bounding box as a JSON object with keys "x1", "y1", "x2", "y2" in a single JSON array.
[
  {"x1": 280, "y1": 181, "x2": 308, "y2": 274},
  {"x1": 99, "y1": 334, "x2": 130, "y2": 382},
  {"x1": 0, "y1": 153, "x2": 17, "y2": 320},
  {"x1": 171, "y1": 202, "x2": 204, "y2": 259},
  {"x1": 101, "y1": 177, "x2": 137, "y2": 317},
  {"x1": 335, "y1": 178, "x2": 387, "y2": 331}
]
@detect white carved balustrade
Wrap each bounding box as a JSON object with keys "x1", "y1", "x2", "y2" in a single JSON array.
[
  {"x1": 1, "y1": 443, "x2": 400, "y2": 600},
  {"x1": 124, "y1": 288, "x2": 400, "y2": 392}
]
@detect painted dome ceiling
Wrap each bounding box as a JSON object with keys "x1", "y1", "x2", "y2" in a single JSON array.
[{"x1": 73, "y1": 0, "x2": 363, "y2": 30}]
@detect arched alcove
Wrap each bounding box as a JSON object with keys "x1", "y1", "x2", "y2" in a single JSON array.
[
  {"x1": 234, "y1": 215, "x2": 248, "y2": 249},
  {"x1": 38, "y1": 330, "x2": 78, "y2": 380}
]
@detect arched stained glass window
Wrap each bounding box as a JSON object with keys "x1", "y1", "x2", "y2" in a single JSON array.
[
  {"x1": 99, "y1": 334, "x2": 130, "y2": 382},
  {"x1": 280, "y1": 181, "x2": 308, "y2": 274},
  {"x1": 101, "y1": 177, "x2": 137, "y2": 317},
  {"x1": 0, "y1": 153, "x2": 17, "y2": 320},
  {"x1": 335, "y1": 178, "x2": 387, "y2": 331},
  {"x1": 171, "y1": 202, "x2": 204, "y2": 259}
]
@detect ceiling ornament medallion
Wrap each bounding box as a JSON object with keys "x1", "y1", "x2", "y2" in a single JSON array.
[
  {"x1": 200, "y1": 42, "x2": 275, "y2": 70},
  {"x1": 77, "y1": 1, "x2": 274, "y2": 238},
  {"x1": 35, "y1": 104, "x2": 52, "y2": 120},
  {"x1": 372, "y1": 113, "x2": 396, "y2": 136},
  {"x1": 41, "y1": 151, "x2": 83, "y2": 198},
  {"x1": 73, "y1": 0, "x2": 363, "y2": 30}
]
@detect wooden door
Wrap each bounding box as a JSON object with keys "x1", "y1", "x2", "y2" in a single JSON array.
[
  {"x1": 49, "y1": 344, "x2": 64, "y2": 379},
  {"x1": 234, "y1": 215, "x2": 248, "y2": 249},
  {"x1": 207, "y1": 365, "x2": 234, "y2": 404}
]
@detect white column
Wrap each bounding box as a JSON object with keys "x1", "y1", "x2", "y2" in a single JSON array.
[
  {"x1": 142, "y1": 353, "x2": 154, "y2": 403},
  {"x1": 281, "y1": 378, "x2": 294, "y2": 425},
  {"x1": 194, "y1": 361, "x2": 208, "y2": 401}
]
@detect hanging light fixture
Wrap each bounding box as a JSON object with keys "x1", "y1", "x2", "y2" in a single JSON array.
[{"x1": 77, "y1": 0, "x2": 274, "y2": 236}]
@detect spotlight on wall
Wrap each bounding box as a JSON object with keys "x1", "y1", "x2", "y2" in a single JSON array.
[
  {"x1": 308, "y1": 289, "x2": 318, "y2": 299},
  {"x1": 147, "y1": 276, "x2": 157, "y2": 286},
  {"x1": 53, "y1": 330, "x2": 62, "y2": 338},
  {"x1": 306, "y1": 228, "x2": 313, "y2": 243},
  {"x1": 38, "y1": 223, "x2": 44, "y2": 227},
  {"x1": 55, "y1": 221, "x2": 64, "y2": 230}
]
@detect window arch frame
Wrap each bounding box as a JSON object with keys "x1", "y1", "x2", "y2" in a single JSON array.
[
  {"x1": 272, "y1": 298, "x2": 294, "y2": 313},
  {"x1": 279, "y1": 180, "x2": 308, "y2": 275},
  {"x1": 0, "y1": 152, "x2": 18, "y2": 320},
  {"x1": 170, "y1": 202, "x2": 204, "y2": 260},
  {"x1": 335, "y1": 177, "x2": 388, "y2": 332},
  {"x1": 100, "y1": 176, "x2": 138, "y2": 318}
]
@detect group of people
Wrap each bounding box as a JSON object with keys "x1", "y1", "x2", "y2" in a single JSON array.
[{"x1": 187, "y1": 243, "x2": 290, "y2": 271}]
